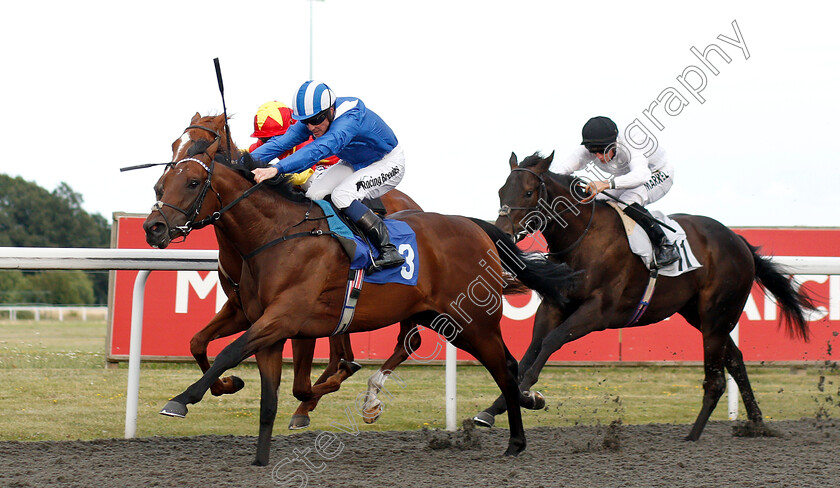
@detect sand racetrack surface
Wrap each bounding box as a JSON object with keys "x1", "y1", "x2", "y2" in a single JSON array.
[{"x1": 1, "y1": 419, "x2": 838, "y2": 487}]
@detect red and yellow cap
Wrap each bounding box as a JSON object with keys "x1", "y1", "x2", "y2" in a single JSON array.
[{"x1": 251, "y1": 101, "x2": 295, "y2": 138}]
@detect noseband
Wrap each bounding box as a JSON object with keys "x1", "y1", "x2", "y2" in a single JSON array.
[
  {"x1": 497, "y1": 168, "x2": 548, "y2": 218},
  {"x1": 152, "y1": 155, "x2": 220, "y2": 239},
  {"x1": 498, "y1": 167, "x2": 595, "y2": 255},
  {"x1": 152, "y1": 124, "x2": 229, "y2": 238}
]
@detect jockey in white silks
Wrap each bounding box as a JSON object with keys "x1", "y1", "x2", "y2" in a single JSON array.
[{"x1": 552, "y1": 116, "x2": 680, "y2": 268}]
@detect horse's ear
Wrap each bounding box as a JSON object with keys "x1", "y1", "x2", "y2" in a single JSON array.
[
  {"x1": 509, "y1": 152, "x2": 518, "y2": 170},
  {"x1": 206, "y1": 137, "x2": 221, "y2": 157},
  {"x1": 191, "y1": 112, "x2": 201, "y2": 124},
  {"x1": 535, "y1": 152, "x2": 553, "y2": 173}
]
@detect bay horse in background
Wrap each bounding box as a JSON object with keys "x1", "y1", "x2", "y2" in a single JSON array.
[
  {"x1": 474, "y1": 151, "x2": 816, "y2": 441},
  {"x1": 171, "y1": 113, "x2": 423, "y2": 429},
  {"x1": 143, "y1": 139, "x2": 579, "y2": 464}
]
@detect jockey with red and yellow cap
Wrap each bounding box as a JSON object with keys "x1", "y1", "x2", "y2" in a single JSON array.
[{"x1": 248, "y1": 101, "x2": 339, "y2": 186}]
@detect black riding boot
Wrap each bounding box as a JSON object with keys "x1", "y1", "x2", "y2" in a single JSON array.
[
  {"x1": 353, "y1": 209, "x2": 406, "y2": 271},
  {"x1": 625, "y1": 203, "x2": 680, "y2": 268}
]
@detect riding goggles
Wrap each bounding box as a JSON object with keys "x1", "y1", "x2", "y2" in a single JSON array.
[{"x1": 301, "y1": 109, "x2": 330, "y2": 126}]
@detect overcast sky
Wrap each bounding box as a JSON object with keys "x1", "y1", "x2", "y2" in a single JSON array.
[{"x1": 2, "y1": 1, "x2": 838, "y2": 230}]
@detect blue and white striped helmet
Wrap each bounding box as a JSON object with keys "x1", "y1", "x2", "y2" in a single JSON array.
[{"x1": 291, "y1": 80, "x2": 336, "y2": 120}]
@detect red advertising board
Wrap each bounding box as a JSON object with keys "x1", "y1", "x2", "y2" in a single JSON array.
[{"x1": 108, "y1": 213, "x2": 840, "y2": 364}]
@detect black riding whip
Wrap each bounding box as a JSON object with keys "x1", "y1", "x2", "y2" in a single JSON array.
[
  {"x1": 213, "y1": 57, "x2": 234, "y2": 164},
  {"x1": 119, "y1": 162, "x2": 172, "y2": 172}
]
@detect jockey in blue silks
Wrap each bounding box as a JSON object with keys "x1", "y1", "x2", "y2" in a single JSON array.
[{"x1": 251, "y1": 80, "x2": 406, "y2": 270}]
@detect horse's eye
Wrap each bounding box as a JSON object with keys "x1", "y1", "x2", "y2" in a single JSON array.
[
  {"x1": 188, "y1": 180, "x2": 200, "y2": 189},
  {"x1": 525, "y1": 191, "x2": 534, "y2": 198}
]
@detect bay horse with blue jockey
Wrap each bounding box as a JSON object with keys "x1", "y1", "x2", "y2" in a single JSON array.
[
  {"x1": 169, "y1": 112, "x2": 423, "y2": 430},
  {"x1": 142, "y1": 139, "x2": 577, "y2": 465}
]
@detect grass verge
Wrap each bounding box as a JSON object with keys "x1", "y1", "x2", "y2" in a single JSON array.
[{"x1": 1, "y1": 320, "x2": 838, "y2": 441}]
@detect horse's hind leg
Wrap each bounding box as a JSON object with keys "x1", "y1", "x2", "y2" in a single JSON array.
[
  {"x1": 723, "y1": 336, "x2": 771, "y2": 433},
  {"x1": 475, "y1": 302, "x2": 561, "y2": 426},
  {"x1": 449, "y1": 325, "x2": 527, "y2": 456},
  {"x1": 254, "y1": 340, "x2": 286, "y2": 466},
  {"x1": 686, "y1": 330, "x2": 729, "y2": 441},
  {"x1": 362, "y1": 321, "x2": 417, "y2": 424},
  {"x1": 190, "y1": 300, "x2": 251, "y2": 397}
]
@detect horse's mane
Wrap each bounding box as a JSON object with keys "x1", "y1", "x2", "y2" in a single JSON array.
[
  {"x1": 518, "y1": 152, "x2": 576, "y2": 188},
  {"x1": 189, "y1": 139, "x2": 309, "y2": 204}
]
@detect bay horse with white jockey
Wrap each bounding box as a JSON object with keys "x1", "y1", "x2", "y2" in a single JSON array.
[
  {"x1": 474, "y1": 151, "x2": 815, "y2": 441},
  {"x1": 170, "y1": 113, "x2": 423, "y2": 429},
  {"x1": 142, "y1": 140, "x2": 577, "y2": 464}
]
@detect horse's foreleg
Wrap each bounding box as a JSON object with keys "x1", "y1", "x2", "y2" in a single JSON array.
[
  {"x1": 289, "y1": 338, "x2": 317, "y2": 430},
  {"x1": 162, "y1": 310, "x2": 290, "y2": 418},
  {"x1": 291, "y1": 339, "x2": 317, "y2": 403},
  {"x1": 290, "y1": 334, "x2": 361, "y2": 429},
  {"x1": 475, "y1": 299, "x2": 599, "y2": 427},
  {"x1": 253, "y1": 340, "x2": 286, "y2": 466},
  {"x1": 361, "y1": 321, "x2": 417, "y2": 424},
  {"x1": 189, "y1": 299, "x2": 250, "y2": 396}
]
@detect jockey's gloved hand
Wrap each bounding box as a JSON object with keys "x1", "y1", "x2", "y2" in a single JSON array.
[{"x1": 289, "y1": 168, "x2": 315, "y2": 186}]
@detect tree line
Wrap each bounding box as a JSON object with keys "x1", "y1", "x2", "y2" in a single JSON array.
[{"x1": 0, "y1": 174, "x2": 110, "y2": 304}]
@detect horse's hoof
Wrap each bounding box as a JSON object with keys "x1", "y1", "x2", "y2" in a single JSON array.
[
  {"x1": 362, "y1": 405, "x2": 382, "y2": 424},
  {"x1": 503, "y1": 445, "x2": 523, "y2": 457},
  {"x1": 473, "y1": 411, "x2": 495, "y2": 428},
  {"x1": 528, "y1": 390, "x2": 546, "y2": 410},
  {"x1": 288, "y1": 414, "x2": 311, "y2": 430},
  {"x1": 229, "y1": 375, "x2": 245, "y2": 393},
  {"x1": 160, "y1": 400, "x2": 188, "y2": 418},
  {"x1": 251, "y1": 458, "x2": 268, "y2": 466},
  {"x1": 339, "y1": 359, "x2": 363, "y2": 375}
]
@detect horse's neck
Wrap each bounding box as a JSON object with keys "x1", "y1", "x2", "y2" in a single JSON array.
[
  {"x1": 541, "y1": 184, "x2": 594, "y2": 254},
  {"x1": 211, "y1": 169, "x2": 310, "y2": 257}
]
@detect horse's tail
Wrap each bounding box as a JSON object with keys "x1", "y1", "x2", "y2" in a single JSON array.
[
  {"x1": 740, "y1": 235, "x2": 814, "y2": 341},
  {"x1": 468, "y1": 218, "x2": 577, "y2": 305}
]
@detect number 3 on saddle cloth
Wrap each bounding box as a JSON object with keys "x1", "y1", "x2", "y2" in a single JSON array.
[{"x1": 313, "y1": 200, "x2": 419, "y2": 335}]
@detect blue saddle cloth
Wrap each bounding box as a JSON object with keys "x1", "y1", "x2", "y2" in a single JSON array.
[{"x1": 313, "y1": 200, "x2": 419, "y2": 286}]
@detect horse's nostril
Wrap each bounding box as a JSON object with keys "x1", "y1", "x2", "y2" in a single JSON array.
[{"x1": 144, "y1": 221, "x2": 164, "y2": 235}]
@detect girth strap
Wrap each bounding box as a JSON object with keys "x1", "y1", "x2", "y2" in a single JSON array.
[
  {"x1": 622, "y1": 269, "x2": 658, "y2": 327},
  {"x1": 331, "y1": 268, "x2": 366, "y2": 335}
]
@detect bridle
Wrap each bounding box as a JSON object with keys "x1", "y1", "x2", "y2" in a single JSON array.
[
  {"x1": 152, "y1": 124, "x2": 231, "y2": 239},
  {"x1": 152, "y1": 155, "x2": 221, "y2": 240},
  {"x1": 152, "y1": 124, "x2": 321, "y2": 252},
  {"x1": 497, "y1": 167, "x2": 596, "y2": 255}
]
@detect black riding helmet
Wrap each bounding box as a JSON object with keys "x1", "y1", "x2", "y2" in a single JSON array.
[{"x1": 581, "y1": 116, "x2": 618, "y2": 153}]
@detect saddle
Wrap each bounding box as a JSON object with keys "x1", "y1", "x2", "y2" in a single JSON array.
[
  {"x1": 313, "y1": 198, "x2": 418, "y2": 285},
  {"x1": 606, "y1": 202, "x2": 702, "y2": 277},
  {"x1": 313, "y1": 197, "x2": 419, "y2": 336},
  {"x1": 323, "y1": 195, "x2": 387, "y2": 240}
]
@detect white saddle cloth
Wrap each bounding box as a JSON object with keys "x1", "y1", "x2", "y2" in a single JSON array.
[{"x1": 606, "y1": 202, "x2": 702, "y2": 277}]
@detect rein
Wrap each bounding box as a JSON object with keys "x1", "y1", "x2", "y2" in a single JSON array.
[
  {"x1": 499, "y1": 167, "x2": 596, "y2": 255},
  {"x1": 152, "y1": 156, "x2": 220, "y2": 240},
  {"x1": 242, "y1": 201, "x2": 334, "y2": 260},
  {"x1": 154, "y1": 124, "x2": 229, "y2": 237},
  {"x1": 156, "y1": 145, "x2": 332, "y2": 257}
]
